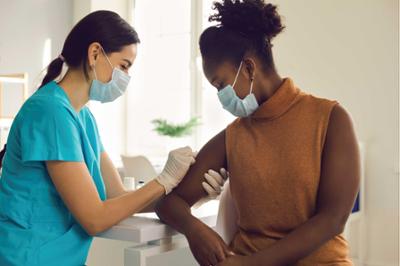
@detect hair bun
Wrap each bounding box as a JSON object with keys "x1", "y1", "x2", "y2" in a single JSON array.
[{"x1": 209, "y1": 0, "x2": 284, "y2": 41}]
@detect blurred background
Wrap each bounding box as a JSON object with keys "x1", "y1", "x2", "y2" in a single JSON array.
[{"x1": 0, "y1": 0, "x2": 398, "y2": 266}]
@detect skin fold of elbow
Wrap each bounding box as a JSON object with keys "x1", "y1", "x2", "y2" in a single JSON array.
[
  {"x1": 326, "y1": 212, "x2": 349, "y2": 236},
  {"x1": 82, "y1": 219, "x2": 108, "y2": 237}
]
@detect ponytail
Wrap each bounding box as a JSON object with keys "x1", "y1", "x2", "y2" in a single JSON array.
[
  {"x1": 39, "y1": 56, "x2": 64, "y2": 89},
  {"x1": 0, "y1": 144, "x2": 6, "y2": 170}
]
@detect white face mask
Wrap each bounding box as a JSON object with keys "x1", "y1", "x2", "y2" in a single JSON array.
[
  {"x1": 217, "y1": 61, "x2": 259, "y2": 117},
  {"x1": 89, "y1": 47, "x2": 131, "y2": 103}
]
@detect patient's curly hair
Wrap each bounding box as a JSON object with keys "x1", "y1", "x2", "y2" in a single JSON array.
[{"x1": 200, "y1": 0, "x2": 285, "y2": 70}]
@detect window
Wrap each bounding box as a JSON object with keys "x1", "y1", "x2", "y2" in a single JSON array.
[
  {"x1": 126, "y1": 0, "x2": 192, "y2": 158},
  {"x1": 98, "y1": 0, "x2": 235, "y2": 162}
]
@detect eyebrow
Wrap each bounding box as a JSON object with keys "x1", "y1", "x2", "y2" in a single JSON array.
[{"x1": 123, "y1": 59, "x2": 133, "y2": 67}]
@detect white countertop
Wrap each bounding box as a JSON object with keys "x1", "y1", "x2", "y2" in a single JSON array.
[{"x1": 97, "y1": 200, "x2": 219, "y2": 244}]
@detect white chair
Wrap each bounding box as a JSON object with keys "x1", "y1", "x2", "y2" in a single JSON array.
[
  {"x1": 215, "y1": 181, "x2": 238, "y2": 244},
  {"x1": 120, "y1": 155, "x2": 158, "y2": 187}
]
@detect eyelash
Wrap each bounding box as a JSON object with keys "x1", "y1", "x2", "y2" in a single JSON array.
[{"x1": 121, "y1": 65, "x2": 128, "y2": 70}]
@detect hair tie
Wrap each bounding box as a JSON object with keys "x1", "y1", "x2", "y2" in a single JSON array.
[{"x1": 58, "y1": 54, "x2": 65, "y2": 62}]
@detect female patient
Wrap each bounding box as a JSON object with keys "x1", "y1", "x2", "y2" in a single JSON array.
[{"x1": 155, "y1": 1, "x2": 360, "y2": 266}]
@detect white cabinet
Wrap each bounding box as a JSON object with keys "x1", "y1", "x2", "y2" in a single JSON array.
[{"x1": 92, "y1": 201, "x2": 219, "y2": 266}]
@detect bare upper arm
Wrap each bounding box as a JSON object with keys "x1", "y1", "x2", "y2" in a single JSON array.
[
  {"x1": 172, "y1": 130, "x2": 227, "y2": 206},
  {"x1": 317, "y1": 104, "x2": 361, "y2": 223}
]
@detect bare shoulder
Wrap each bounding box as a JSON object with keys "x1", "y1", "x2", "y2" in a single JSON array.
[
  {"x1": 323, "y1": 103, "x2": 359, "y2": 164},
  {"x1": 331, "y1": 104, "x2": 353, "y2": 123},
  {"x1": 327, "y1": 104, "x2": 355, "y2": 138}
]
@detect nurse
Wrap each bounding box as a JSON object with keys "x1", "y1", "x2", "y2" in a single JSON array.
[{"x1": 0, "y1": 10, "x2": 226, "y2": 266}]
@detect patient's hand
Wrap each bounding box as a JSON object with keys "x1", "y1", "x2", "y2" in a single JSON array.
[
  {"x1": 186, "y1": 220, "x2": 234, "y2": 266},
  {"x1": 192, "y1": 168, "x2": 228, "y2": 209},
  {"x1": 202, "y1": 168, "x2": 229, "y2": 199}
]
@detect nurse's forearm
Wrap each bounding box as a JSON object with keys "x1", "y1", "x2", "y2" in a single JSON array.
[
  {"x1": 91, "y1": 179, "x2": 164, "y2": 235},
  {"x1": 113, "y1": 189, "x2": 159, "y2": 213},
  {"x1": 138, "y1": 200, "x2": 159, "y2": 213}
]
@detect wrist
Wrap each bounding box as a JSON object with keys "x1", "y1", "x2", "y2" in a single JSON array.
[
  {"x1": 154, "y1": 176, "x2": 168, "y2": 194},
  {"x1": 182, "y1": 216, "x2": 205, "y2": 236}
]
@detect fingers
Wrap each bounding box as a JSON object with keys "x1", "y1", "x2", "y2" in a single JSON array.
[
  {"x1": 215, "y1": 245, "x2": 227, "y2": 262},
  {"x1": 207, "y1": 170, "x2": 224, "y2": 186},
  {"x1": 170, "y1": 146, "x2": 195, "y2": 159},
  {"x1": 208, "y1": 253, "x2": 219, "y2": 266},
  {"x1": 219, "y1": 168, "x2": 229, "y2": 180},
  {"x1": 205, "y1": 171, "x2": 223, "y2": 190},
  {"x1": 175, "y1": 146, "x2": 192, "y2": 154},
  {"x1": 172, "y1": 146, "x2": 196, "y2": 165},
  {"x1": 190, "y1": 156, "x2": 196, "y2": 165},
  {"x1": 198, "y1": 252, "x2": 218, "y2": 266},
  {"x1": 224, "y1": 246, "x2": 236, "y2": 257},
  {"x1": 202, "y1": 182, "x2": 219, "y2": 198}
]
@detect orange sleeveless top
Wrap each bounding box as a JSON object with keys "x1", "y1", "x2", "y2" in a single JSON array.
[{"x1": 226, "y1": 78, "x2": 352, "y2": 265}]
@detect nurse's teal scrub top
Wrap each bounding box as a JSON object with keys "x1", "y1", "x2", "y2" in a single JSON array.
[{"x1": 0, "y1": 81, "x2": 107, "y2": 266}]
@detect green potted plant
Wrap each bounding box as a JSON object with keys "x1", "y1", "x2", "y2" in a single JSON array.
[{"x1": 151, "y1": 117, "x2": 200, "y2": 150}]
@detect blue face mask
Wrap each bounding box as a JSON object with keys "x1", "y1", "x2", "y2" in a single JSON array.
[
  {"x1": 217, "y1": 61, "x2": 259, "y2": 117},
  {"x1": 89, "y1": 47, "x2": 131, "y2": 103}
]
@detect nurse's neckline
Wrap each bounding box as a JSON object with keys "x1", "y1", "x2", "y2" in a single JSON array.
[{"x1": 51, "y1": 81, "x2": 87, "y2": 114}]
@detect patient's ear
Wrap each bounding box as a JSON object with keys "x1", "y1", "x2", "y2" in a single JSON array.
[{"x1": 242, "y1": 58, "x2": 256, "y2": 80}]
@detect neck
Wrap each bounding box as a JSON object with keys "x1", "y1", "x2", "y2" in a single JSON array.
[
  {"x1": 58, "y1": 68, "x2": 91, "y2": 112},
  {"x1": 254, "y1": 71, "x2": 283, "y2": 105}
]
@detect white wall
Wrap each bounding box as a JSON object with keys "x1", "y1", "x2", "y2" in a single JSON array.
[
  {"x1": 270, "y1": 1, "x2": 399, "y2": 265},
  {"x1": 0, "y1": 0, "x2": 73, "y2": 92}
]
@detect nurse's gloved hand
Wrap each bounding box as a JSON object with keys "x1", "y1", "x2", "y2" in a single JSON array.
[
  {"x1": 156, "y1": 146, "x2": 197, "y2": 194},
  {"x1": 202, "y1": 168, "x2": 229, "y2": 199}
]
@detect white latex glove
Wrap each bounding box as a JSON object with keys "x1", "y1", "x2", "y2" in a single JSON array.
[
  {"x1": 202, "y1": 168, "x2": 229, "y2": 199},
  {"x1": 156, "y1": 146, "x2": 196, "y2": 194}
]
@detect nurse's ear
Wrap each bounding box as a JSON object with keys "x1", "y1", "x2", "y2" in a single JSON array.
[{"x1": 87, "y1": 42, "x2": 102, "y2": 68}]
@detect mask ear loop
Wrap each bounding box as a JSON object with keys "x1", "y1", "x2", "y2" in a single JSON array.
[
  {"x1": 249, "y1": 76, "x2": 254, "y2": 94},
  {"x1": 92, "y1": 45, "x2": 113, "y2": 81},
  {"x1": 249, "y1": 61, "x2": 255, "y2": 94},
  {"x1": 249, "y1": 72, "x2": 254, "y2": 94},
  {"x1": 100, "y1": 46, "x2": 114, "y2": 70},
  {"x1": 232, "y1": 61, "x2": 243, "y2": 88},
  {"x1": 92, "y1": 62, "x2": 98, "y2": 80},
  {"x1": 91, "y1": 47, "x2": 101, "y2": 81}
]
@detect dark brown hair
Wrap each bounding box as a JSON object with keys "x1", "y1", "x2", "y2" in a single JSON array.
[
  {"x1": 199, "y1": 0, "x2": 284, "y2": 70},
  {"x1": 40, "y1": 10, "x2": 140, "y2": 88}
]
